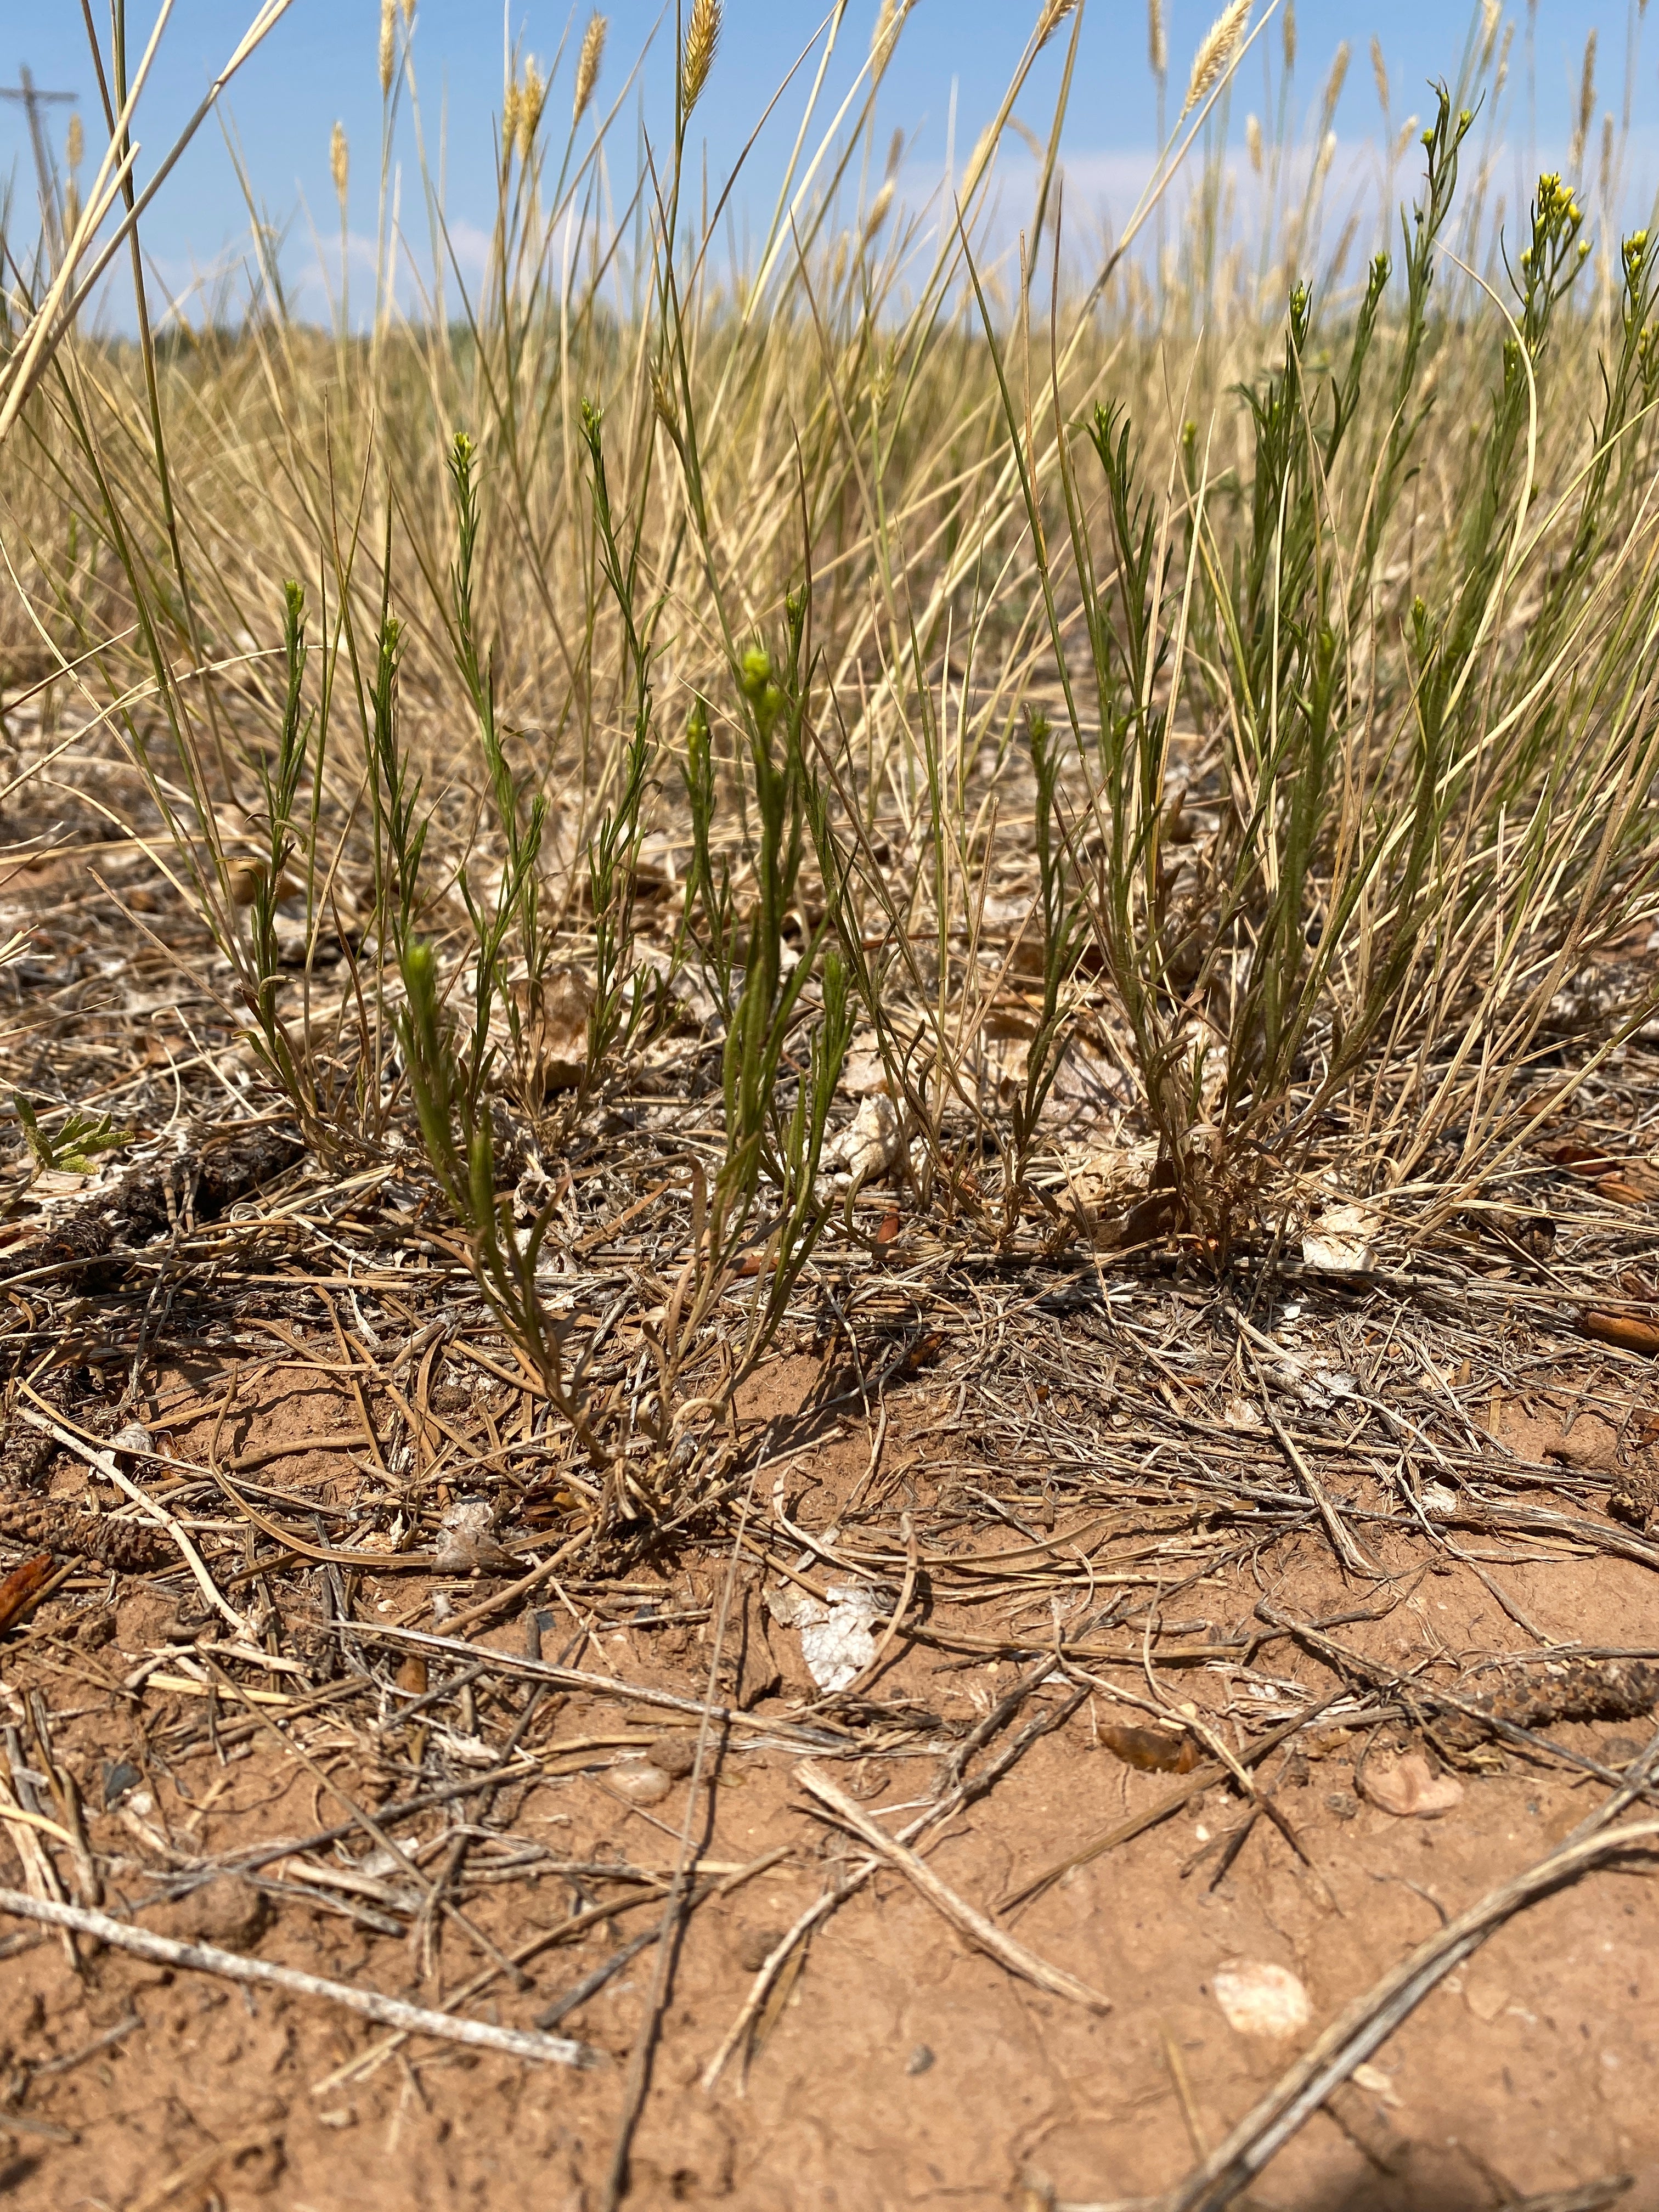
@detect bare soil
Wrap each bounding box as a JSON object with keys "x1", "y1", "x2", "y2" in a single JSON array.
[{"x1": 4, "y1": 1340, "x2": 1659, "y2": 2212}]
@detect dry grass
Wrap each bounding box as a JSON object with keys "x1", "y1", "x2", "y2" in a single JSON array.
[
  {"x1": 0, "y1": 5, "x2": 1655, "y2": 1452},
  {"x1": 2, "y1": 26, "x2": 1659, "y2": 2198},
  {"x1": 0, "y1": 9, "x2": 1654, "y2": 1425}
]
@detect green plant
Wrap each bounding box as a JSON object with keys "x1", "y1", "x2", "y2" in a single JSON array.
[
  {"x1": 13, "y1": 1094, "x2": 134, "y2": 1177},
  {"x1": 397, "y1": 938, "x2": 607, "y2": 1472},
  {"x1": 9, "y1": 0, "x2": 1659, "y2": 1500},
  {"x1": 362, "y1": 608, "x2": 426, "y2": 969},
  {"x1": 443, "y1": 430, "x2": 550, "y2": 1103},
  {"x1": 972, "y1": 83, "x2": 1659, "y2": 1249},
  {"x1": 656, "y1": 607, "x2": 853, "y2": 1410},
  {"x1": 679, "y1": 693, "x2": 739, "y2": 1019}
]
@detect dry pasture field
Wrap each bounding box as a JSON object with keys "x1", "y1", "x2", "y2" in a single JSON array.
[{"x1": 5, "y1": 2, "x2": 1659, "y2": 2207}]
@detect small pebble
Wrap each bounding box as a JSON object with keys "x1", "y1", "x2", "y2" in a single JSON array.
[
  {"x1": 735, "y1": 1926, "x2": 786, "y2": 1972},
  {"x1": 906, "y1": 2044, "x2": 935, "y2": 2076},
  {"x1": 154, "y1": 1875, "x2": 268, "y2": 1950},
  {"x1": 610, "y1": 1762, "x2": 672, "y2": 1805},
  {"x1": 646, "y1": 1733, "x2": 698, "y2": 1780}
]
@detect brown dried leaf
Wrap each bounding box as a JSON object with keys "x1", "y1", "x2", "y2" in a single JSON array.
[
  {"x1": 0, "y1": 1551, "x2": 55, "y2": 1634},
  {"x1": 516, "y1": 967, "x2": 595, "y2": 1096},
  {"x1": 1596, "y1": 1177, "x2": 1652, "y2": 1209},
  {"x1": 1581, "y1": 1310, "x2": 1659, "y2": 1356},
  {"x1": 1098, "y1": 1722, "x2": 1199, "y2": 1774}
]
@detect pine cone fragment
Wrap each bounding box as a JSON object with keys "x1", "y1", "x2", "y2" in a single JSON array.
[
  {"x1": 0, "y1": 1500, "x2": 174, "y2": 1573},
  {"x1": 1441, "y1": 1657, "x2": 1659, "y2": 1747}
]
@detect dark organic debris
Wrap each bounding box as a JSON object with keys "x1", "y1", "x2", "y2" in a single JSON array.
[
  {"x1": 0, "y1": 1500, "x2": 174, "y2": 1574},
  {"x1": 1098, "y1": 1722, "x2": 1200, "y2": 1774},
  {"x1": 1445, "y1": 1658, "x2": 1659, "y2": 1746},
  {"x1": 0, "y1": 1120, "x2": 302, "y2": 1287},
  {"x1": 0, "y1": 1550, "x2": 55, "y2": 1633}
]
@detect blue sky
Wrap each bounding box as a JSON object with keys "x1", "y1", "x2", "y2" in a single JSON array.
[{"x1": 3, "y1": 1, "x2": 1652, "y2": 325}]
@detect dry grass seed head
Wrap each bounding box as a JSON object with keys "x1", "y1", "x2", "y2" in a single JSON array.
[
  {"x1": 1320, "y1": 41, "x2": 1350, "y2": 125},
  {"x1": 1571, "y1": 29, "x2": 1596, "y2": 170},
  {"x1": 1183, "y1": 0, "x2": 1250, "y2": 117},
  {"x1": 379, "y1": 0, "x2": 396, "y2": 96},
  {"x1": 574, "y1": 14, "x2": 607, "y2": 126},
  {"x1": 330, "y1": 120, "x2": 348, "y2": 208},
  {"x1": 871, "y1": 0, "x2": 905, "y2": 77},
  {"x1": 517, "y1": 60, "x2": 548, "y2": 160},
  {"x1": 682, "y1": 0, "x2": 721, "y2": 115},
  {"x1": 1038, "y1": 0, "x2": 1080, "y2": 51},
  {"x1": 1149, "y1": 0, "x2": 1167, "y2": 79}
]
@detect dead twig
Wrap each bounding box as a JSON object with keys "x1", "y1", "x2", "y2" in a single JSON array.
[
  {"x1": 795, "y1": 1762, "x2": 1111, "y2": 2011},
  {"x1": 1237, "y1": 1336, "x2": 1383, "y2": 1579},
  {"x1": 1109, "y1": 1815, "x2": 1659, "y2": 2211},
  {"x1": 16, "y1": 1397, "x2": 249, "y2": 1634},
  {"x1": 1000, "y1": 1696, "x2": 1356, "y2": 1911},
  {"x1": 0, "y1": 1887, "x2": 599, "y2": 2066}
]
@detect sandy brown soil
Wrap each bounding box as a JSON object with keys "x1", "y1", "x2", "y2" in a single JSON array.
[{"x1": 2, "y1": 1342, "x2": 1657, "y2": 2212}]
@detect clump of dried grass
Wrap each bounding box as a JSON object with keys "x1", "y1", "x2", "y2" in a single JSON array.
[{"x1": 2, "y1": 0, "x2": 1657, "y2": 1466}]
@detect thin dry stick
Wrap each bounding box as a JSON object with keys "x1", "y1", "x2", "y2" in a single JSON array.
[
  {"x1": 834, "y1": 1510, "x2": 918, "y2": 1699},
  {"x1": 1236, "y1": 1341, "x2": 1383, "y2": 1579},
  {"x1": 447, "y1": 1530, "x2": 595, "y2": 1637},
  {"x1": 795, "y1": 1764, "x2": 1111, "y2": 2012},
  {"x1": 334, "y1": 1620, "x2": 848, "y2": 1747},
  {"x1": 323, "y1": 1847, "x2": 793, "y2": 2098},
  {"x1": 702, "y1": 1672, "x2": 1087, "y2": 2090},
  {"x1": 0, "y1": 1768, "x2": 76, "y2": 1966},
  {"x1": 699, "y1": 1880, "x2": 855, "y2": 2090},
  {"x1": 1001, "y1": 1699, "x2": 1349, "y2": 1911},
  {"x1": 0, "y1": 1887, "x2": 596, "y2": 2066},
  {"x1": 199, "y1": 1655, "x2": 524, "y2": 1986}
]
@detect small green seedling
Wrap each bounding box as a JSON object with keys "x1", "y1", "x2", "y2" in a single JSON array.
[{"x1": 14, "y1": 1094, "x2": 136, "y2": 1177}]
